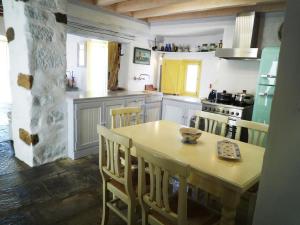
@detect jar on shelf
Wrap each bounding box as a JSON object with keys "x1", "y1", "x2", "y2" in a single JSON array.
[
  {"x1": 201, "y1": 44, "x2": 208, "y2": 52},
  {"x1": 209, "y1": 43, "x2": 216, "y2": 51}
]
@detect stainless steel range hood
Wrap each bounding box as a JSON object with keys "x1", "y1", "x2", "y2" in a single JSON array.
[{"x1": 216, "y1": 12, "x2": 261, "y2": 60}]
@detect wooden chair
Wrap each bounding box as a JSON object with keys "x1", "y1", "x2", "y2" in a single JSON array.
[
  {"x1": 194, "y1": 111, "x2": 228, "y2": 136},
  {"x1": 234, "y1": 120, "x2": 268, "y2": 224},
  {"x1": 110, "y1": 107, "x2": 142, "y2": 129},
  {"x1": 97, "y1": 125, "x2": 137, "y2": 225},
  {"x1": 136, "y1": 143, "x2": 219, "y2": 225},
  {"x1": 235, "y1": 119, "x2": 269, "y2": 147}
]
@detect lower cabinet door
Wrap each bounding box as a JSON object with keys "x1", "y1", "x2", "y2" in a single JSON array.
[
  {"x1": 126, "y1": 97, "x2": 146, "y2": 123},
  {"x1": 185, "y1": 104, "x2": 202, "y2": 127},
  {"x1": 75, "y1": 102, "x2": 102, "y2": 151},
  {"x1": 103, "y1": 99, "x2": 125, "y2": 128},
  {"x1": 145, "y1": 102, "x2": 162, "y2": 122},
  {"x1": 162, "y1": 100, "x2": 185, "y2": 125}
]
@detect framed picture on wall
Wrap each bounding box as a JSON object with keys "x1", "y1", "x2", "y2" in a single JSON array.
[{"x1": 133, "y1": 47, "x2": 151, "y2": 65}]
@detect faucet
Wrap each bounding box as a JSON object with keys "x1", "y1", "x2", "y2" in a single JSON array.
[{"x1": 134, "y1": 74, "x2": 150, "y2": 80}]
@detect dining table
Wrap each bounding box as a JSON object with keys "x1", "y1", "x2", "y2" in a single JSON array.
[{"x1": 113, "y1": 120, "x2": 265, "y2": 225}]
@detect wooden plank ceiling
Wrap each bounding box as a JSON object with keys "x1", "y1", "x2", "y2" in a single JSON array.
[{"x1": 83, "y1": 0, "x2": 286, "y2": 22}]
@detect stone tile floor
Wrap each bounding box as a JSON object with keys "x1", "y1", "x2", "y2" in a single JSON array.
[
  {"x1": 0, "y1": 104, "x2": 10, "y2": 142},
  {"x1": 0, "y1": 141, "x2": 126, "y2": 225}
]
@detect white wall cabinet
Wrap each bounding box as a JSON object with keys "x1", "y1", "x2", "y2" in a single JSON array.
[
  {"x1": 162, "y1": 99, "x2": 186, "y2": 124},
  {"x1": 162, "y1": 98, "x2": 202, "y2": 126},
  {"x1": 67, "y1": 93, "x2": 162, "y2": 159},
  {"x1": 72, "y1": 101, "x2": 102, "y2": 159},
  {"x1": 126, "y1": 97, "x2": 146, "y2": 124},
  {"x1": 103, "y1": 99, "x2": 125, "y2": 129},
  {"x1": 145, "y1": 102, "x2": 162, "y2": 122}
]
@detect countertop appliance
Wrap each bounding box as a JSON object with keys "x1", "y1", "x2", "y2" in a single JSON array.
[
  {"x1": 252, "y1": 47, "x2": 280, "y2": 124},
  {"x1": 234, "y1": 90, "x2": 254, "y2": 106}
]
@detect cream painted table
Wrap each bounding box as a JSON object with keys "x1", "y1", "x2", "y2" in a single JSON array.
[{"x1": 114, "y1": 120, "x2": 265, "y2": 225}]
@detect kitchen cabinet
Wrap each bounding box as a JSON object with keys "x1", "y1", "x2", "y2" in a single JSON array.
[
  {"x1": 145, "y1": 102, "x2": 162, "y2": 122},
  {"x1": 74, "y1": 101, "x2": 102, "y2": 154},
  {"x1": 162, "y1": 99, "x2": 186, "y2": 124},
  {"x1": 126, "y1": 97, "x2": 145, "y2": 123},
  {"x1": 162, "y1": 97, "x2": 202, "y2": 126},
  {"x1": 103, "y1": 99, "x2": 125, "y2": 129},
  {"x1": 67, "y1": 92, "x2": 163, "y2": 159}
]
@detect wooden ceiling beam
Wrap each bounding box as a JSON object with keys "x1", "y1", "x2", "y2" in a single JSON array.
[
  {"x1": 96, "y1": 0, "x2": 127, "y2": 6},
  {"x1": 80, "y1": 0, "x2": 97, "y2": 4},
  {"x1": 133, "y1": 0, "x2": 286, "y2": 19},
  {"x1": 114, "y1": 0, "x2": 183, "y2": 13},
  {"x1": 147, "y1": 2, "x2": 286, "y2": 22}
]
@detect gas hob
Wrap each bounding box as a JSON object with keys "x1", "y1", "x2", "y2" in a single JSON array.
[{"x1": 201, "y1": 99, "x2": 253, "y2": 120}]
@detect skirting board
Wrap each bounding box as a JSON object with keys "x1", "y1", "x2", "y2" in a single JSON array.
[{"x1": 68, "y1": 146, "x2": 99, "y2": 160}]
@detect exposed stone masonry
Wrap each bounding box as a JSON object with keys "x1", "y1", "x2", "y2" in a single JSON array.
[{"x1": 3, "y1": 0, "x2": 67, "y2": 166}]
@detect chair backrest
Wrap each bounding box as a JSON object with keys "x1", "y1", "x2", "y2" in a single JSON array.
[
  {"x1": 97, "y1": 125, "x2": 134, "y2": 194},
  {"x1": 110, "y1": 107, "x2": 142, "y2": 129},
  {"x1": 195, "y1": 111, "x2": 228, "y2": 136},
  {"x1": 136, "y1": 143, "x2": 190, "y2": 225},
  {"x1": 235, "y1": 120, "x2": 269, "y2": 147}
]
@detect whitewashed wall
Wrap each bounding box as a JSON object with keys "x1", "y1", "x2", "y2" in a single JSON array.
[
  {"x1": 161, "y1": 52, "x2": 259, "y2": 98},
  {"x1": 3, "y1": 0, "x2": 67, "y2": 167},
  {"x1": 151, "y1": 12, "x2": 284, "y2": 98},
  {"x1": 0, "y1": 17, "x2": 5, "y2": 35},
  {"x1": 66, "y1": 34, "x2": 88, "y2": 91},
  {"x1": 67, "y1": 1, "x2": 157, "y2": 92},
  {"x1": 118, "y1": 39, "x2": 158, "y2": 91}
]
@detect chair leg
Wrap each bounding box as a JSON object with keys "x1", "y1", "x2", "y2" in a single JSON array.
[
  {"x1": 127, "y1": 201, "x2": 136, "y2": 225},
  {"x1": 141, "y1": 208, "x2": 148, "y2": 225},
  {"x1": 101, "y1": 182, "x2": 109, "y2": 225}
]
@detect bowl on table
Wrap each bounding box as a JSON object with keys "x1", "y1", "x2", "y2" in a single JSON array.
[{"x1": 179, "y1": 127, "x2": 202, "y2": 144}]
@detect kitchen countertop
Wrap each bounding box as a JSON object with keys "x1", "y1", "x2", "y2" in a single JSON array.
[
  {"x1": 163, "y1": 95, "x2": 203, "y2": 104},
  {"x1": 66, "y1": 90, "x2": 162, "y2": 101}
]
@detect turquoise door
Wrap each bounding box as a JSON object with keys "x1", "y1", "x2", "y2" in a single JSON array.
[
  {"x1": 252, "y1": 47, "x2": 280, "y2": 124},
  {"x1": 252, "y1": 85, "x2": 275, "y2": 124},
  {"x1": 258, "y1": 48, "x2": 280, "y2": 86}
]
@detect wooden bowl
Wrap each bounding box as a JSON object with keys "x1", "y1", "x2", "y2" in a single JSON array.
[{"x1": 179, "y1": 127, "x2": 202, "y2": 144}]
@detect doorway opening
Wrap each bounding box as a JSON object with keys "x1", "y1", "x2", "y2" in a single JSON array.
[{"x1": 0, "y1": 35, "x2": 12, "y2": 143}]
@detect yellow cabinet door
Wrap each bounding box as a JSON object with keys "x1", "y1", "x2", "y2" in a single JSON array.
[{"x1": 161, "y1": 60, "x2": 182, "y2": 95}]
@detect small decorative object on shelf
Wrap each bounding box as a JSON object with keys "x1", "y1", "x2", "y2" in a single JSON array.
[
  {"x1": 201, "y1": 43, "x2": 209, "y2": 52},
  {"x1": 209, "y1": 43, "x2": 217, "y2": 51},
  {"x1": 219, "y1": 40, "x2": 223, "y2": 48}
]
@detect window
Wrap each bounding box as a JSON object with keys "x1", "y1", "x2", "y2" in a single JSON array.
[
  {"x1": 185, "y1": 65, "x2": 198, "y2": 93},
  {"x1": 161, "y1": 59, "x2": 201, "y2": 97},
  {"x1": 77, "y1": 42, "x2": 86, "y2": 67},
  {"x1": 86, "y1": 40, "x2": 108, "y2": 95}
]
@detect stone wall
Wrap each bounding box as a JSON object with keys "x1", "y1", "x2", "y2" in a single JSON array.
[{"x1": 3, "y1": 0, "x2": 67, "y2": 166}]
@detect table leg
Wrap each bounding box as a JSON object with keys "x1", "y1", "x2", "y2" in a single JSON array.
[{"x1": 220, "y1": 190, "x2": 241, "y2": 225}]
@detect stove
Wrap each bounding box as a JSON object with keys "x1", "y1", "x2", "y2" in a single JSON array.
[{"x1": 200, "y1": 99, "x2": 254, "y2": 139}]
